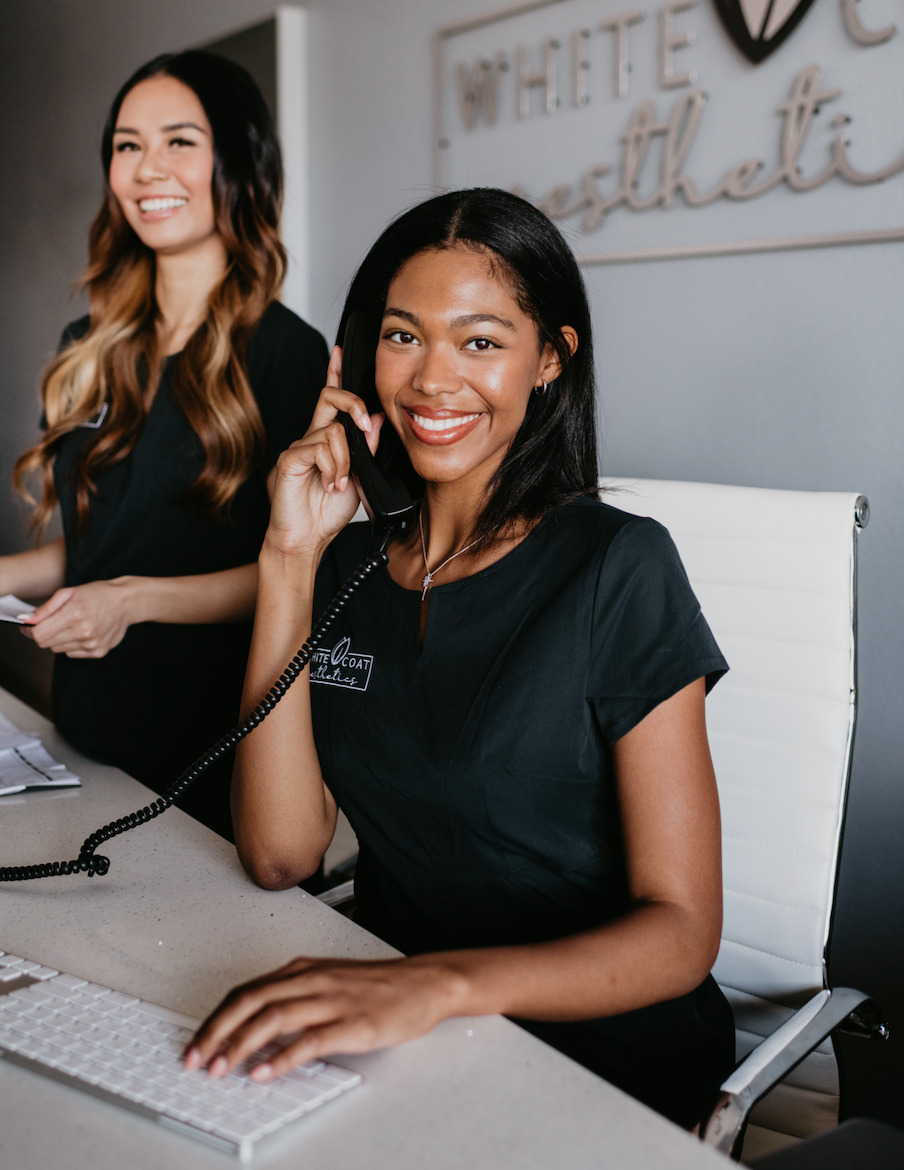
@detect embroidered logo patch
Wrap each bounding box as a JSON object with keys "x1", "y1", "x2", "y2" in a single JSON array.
[{"x1": 310, "y1": 635, "x2": 373, "y2": 692}]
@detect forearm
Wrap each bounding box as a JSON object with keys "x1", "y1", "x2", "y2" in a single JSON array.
[
  {"x1": 231, "y1": 545, "x2": 337, "y2": 889},
  {"x1": 110, "y1": 564, "x2": 259, "y2": 626},
  {"x1": 416, "y1": 897, "x2": 721, "y2": 1026},
  {"x1": 0, "y1": 537, "x2": 66, "y2": 599},
  {"x1": 186, "y1": 896, "x2": 722, "y2": 1083}
]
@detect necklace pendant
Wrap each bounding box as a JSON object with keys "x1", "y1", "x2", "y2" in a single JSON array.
[{"x1": 421, "y1": 572, "x2": 434, "y2": 601}]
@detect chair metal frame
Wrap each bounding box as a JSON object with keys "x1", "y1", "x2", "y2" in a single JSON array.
[{"x1": 700, "y1": 987, "x2": 887, "y2": 1156}]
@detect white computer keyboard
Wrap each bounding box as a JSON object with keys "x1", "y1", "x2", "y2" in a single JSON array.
[{"x1": 0, "y1": 948, "x2": 362, "y2": 1161}]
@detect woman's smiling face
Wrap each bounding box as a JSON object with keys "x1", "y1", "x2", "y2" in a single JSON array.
[
  {"x1": 375, "y1": 245, "x2": 563, "y2": 496},
  {"x1": 108, "y1": 74, "x2": 220, "y2": 260}
]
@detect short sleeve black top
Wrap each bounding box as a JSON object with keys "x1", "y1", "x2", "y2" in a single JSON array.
[
  {"x1": 310, "y1": 497, "x2": 734, "y2": 1123},
  {"x1": 50, "y1": 302, "x2": 328, "y2": 823},
  {"x1": 312, "y1": 496, "x2": 727, "y2": 952}
]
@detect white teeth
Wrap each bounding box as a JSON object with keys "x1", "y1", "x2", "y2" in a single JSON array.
[
  {"x1": 411, "y1": 412, "x2": 480, "y2": 432},
  {"x1": 139, "y1": 197, "x2": 187, "y2": 212}
]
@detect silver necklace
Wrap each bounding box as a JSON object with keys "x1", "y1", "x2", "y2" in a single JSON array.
[{"x1": 418, "y1": 510, "x2": 479, "y2": 600}]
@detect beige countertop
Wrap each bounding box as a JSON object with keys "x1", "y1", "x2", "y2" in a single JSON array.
[{"x1": 0, "y1": 686, "x2": 729, "y2": 1170}]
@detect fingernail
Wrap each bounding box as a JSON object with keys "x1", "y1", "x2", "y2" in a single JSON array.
[
  {"x1": 209, "y1": 1055, "x2": 228, "y2": 1078},
  {"x1": 184, "y1": 1046, "x2": 201, "y2": 1070},
  {"x1": 360, "y1": 414, "x2": 372, "y2": 432},
  {"x1": 250, "y1": 1063, "x2": 273, "y2": 1082},
  {"x1": 338, "y1": 476, "x2": 349, "y2": 491}
]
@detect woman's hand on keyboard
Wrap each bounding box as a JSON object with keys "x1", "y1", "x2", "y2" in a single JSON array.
[{"x1": 184, "y1": 955, "x2": 468, "y2": 1080}]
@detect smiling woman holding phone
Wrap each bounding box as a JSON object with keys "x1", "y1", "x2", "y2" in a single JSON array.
[
  {"x1": 0, "y1": 51, "x2": 327, "y2": 837},
  {"x1": 186, "y1": 187, "x2": 735, "y2": 1128}
]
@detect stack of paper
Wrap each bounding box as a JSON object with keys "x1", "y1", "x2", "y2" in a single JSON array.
[{"x1": 0, "y1": 712, "x2": 81, "y2": 796}]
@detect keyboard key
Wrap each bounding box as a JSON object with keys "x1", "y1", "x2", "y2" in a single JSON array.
[
  {"x1": 132, "y1": 1000, "x2": 197, "y2": 1028},
  {"x1": 1, "y1": 998, "x2": 36, "y2": 1016},
  {"x1": 53, "y1": 973, "x2": 88, "y2": 990},
  {"x1": 40, "y1": 981, "x2": 80, "y2": 1000},
  {"x1": 79, "y1": 1059, "x2": 112, "y2": 1086},
  {"x1": 10, "y1": 986, "x2": 52, "y2": 1006},
  {"x1": 81, "y1": 983, "x2": 113, "y2": 998},
  {"x1": 86, "y1": 997, "x2": 120, "y2": 1014},
  {"x1": 105, "y1": 991, "x2": 140, "y2": 1007}
]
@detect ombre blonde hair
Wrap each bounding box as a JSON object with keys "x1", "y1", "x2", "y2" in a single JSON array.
[{"x1": 15, "y1": 50, "x2": 286, "y2": 537}]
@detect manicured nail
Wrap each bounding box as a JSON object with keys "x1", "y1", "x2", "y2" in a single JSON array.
[
  {"x1": 338, "y1": 476, "x2": 349, "y2": 492},
  {"x1": 359, "y1": 414, "x2": 372, "y2": 432},
  {"x1": 183, "y1": 1046, "x2": 201, "y2": 1070},
  {"x1": 250, "y1": 1063, "x2": 273, "y2": 1082},
  {"x1": 209, "y1": 1055, "x2": 228, "y2": 1078}
]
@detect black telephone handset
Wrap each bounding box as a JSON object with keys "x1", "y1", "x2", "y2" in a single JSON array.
[
  {"x1": 0, "y1": 313, "x2": 415, "y2": 884},
  {"x1": 339, "y1": 311, "x2": 416, "y2": 554}
]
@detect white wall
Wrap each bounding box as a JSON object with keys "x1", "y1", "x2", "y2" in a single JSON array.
[{"x1": 1, "y1": 0, "x2": 901, "y2": 1124}]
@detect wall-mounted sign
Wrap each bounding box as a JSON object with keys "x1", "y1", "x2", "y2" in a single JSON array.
[
  {"x1": 712, "y1": 0, "x2": 818, "y2": 63},
  {"x1": 433, "y1": 0, "x2": 903, "y2": 262}
]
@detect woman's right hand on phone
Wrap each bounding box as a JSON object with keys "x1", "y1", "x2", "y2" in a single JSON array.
[{"x1": 265, "y1": 346, "x2": 383, "y2": 557}]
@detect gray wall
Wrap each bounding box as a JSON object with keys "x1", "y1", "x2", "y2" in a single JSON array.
[{"x1": 1, "y1": 0, "x2": 901, "y2": 1126}]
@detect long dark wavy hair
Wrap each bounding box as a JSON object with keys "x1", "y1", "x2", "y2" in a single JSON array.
[
  {"x1": 338, "y1": 187, "x2": 599, "y2": 546},
  {"x1": 15, "y1": 49, "x2": 286, "y2": 536}
]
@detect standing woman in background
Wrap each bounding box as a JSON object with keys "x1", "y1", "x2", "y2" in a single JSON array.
[{"x1": 1, "y1": 51, "x2": 328, "y2": 838}]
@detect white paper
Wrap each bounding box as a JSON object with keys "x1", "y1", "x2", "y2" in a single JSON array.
[
  {"x1": 0, "y1": 594, "x2": 35, "y2": 624},
  {"x1": 0, "y1": 712, "x2": 81, "y2": 795}
]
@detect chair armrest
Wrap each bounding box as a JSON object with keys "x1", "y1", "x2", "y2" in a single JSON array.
[
  {"x1": 699, "y1": 988, "x2": 888, "y2": 1157},
  {"x1": 316, "y1": 878, "x2": 356, "y2": 909}
]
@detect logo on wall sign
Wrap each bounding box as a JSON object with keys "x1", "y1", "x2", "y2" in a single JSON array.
[
  {"x1": 310, "y1": 636, "x2": 374, "y2": 692},
  {"x1": 712, "y1": 0, "x2": 819, "y2": 62}
]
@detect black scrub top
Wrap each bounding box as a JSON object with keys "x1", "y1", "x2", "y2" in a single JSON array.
[
  {"x1": 50, "y1": 301, "x2": 328, "y2": 837},
  {"x1": 311, "y1": 497, "x2": 734, "y2": 1125}
]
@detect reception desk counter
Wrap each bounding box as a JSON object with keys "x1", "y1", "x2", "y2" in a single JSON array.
[{"x1": 0, "y1": 687, "x2": 728, "y2": 1170}]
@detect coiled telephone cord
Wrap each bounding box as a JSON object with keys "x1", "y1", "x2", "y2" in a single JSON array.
[{"x1": 0, "y1": 551, "x2": 387, "y2": 882}]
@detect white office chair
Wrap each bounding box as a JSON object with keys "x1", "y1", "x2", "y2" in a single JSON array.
[{"x1": 602, "y1": 478, "x2": 887, "y2": 1161}]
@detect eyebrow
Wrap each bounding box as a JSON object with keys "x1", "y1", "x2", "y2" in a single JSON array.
[
  {"x1": 113, "y1": 121, "x2": 209, "y2": 136},
  {"x1": 383, "y1": 307, "x2": 516, "y2": 331}
]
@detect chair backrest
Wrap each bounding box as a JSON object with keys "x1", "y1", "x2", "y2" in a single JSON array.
[{"x1": 602, "y1": 478, "x2": 867, "y2": 1160}]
